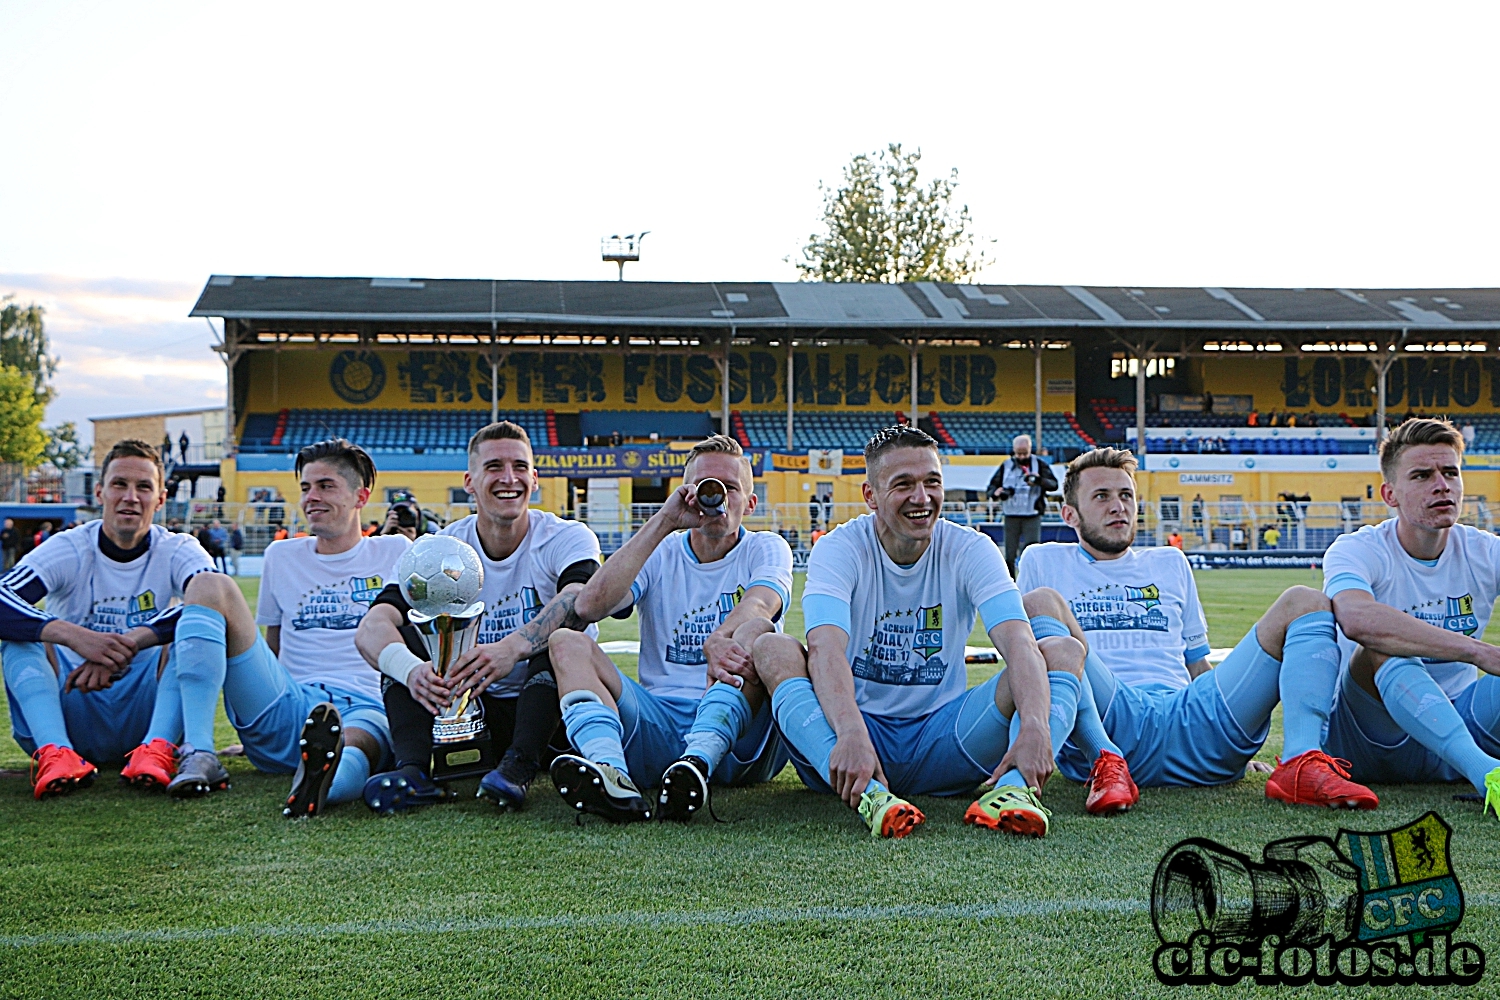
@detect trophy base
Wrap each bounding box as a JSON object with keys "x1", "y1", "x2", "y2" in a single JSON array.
[{"x1": 431, "y1": 734, "x2": 495, "y2": 783}]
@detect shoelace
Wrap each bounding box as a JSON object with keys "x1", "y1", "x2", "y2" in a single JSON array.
[
  {"x1": 1283, "y1": 750, "x2": 1356, "y2": 788},
  {"x1": 1092, "y1": 753, "x2": 1128, "y2": 787}
]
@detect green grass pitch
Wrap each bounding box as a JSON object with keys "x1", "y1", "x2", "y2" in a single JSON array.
[{"x1": 2, "y1": 568, "x2": 1497, "y2": 998}]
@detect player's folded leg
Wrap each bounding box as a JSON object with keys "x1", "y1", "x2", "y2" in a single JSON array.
[
  {"x1": 660, "y1": 682, "x2": 753, "y2": 822},
  {"x1": 479, "y1": 661, "x2": 559, "y2": 811},
  {"x1": 30, "y1": 743, "x2": 97, "y2": 799},
  {"x1": 284, "y1": 702, "x2": 344, "y2": 818},
  {"x1": 551, "y1": 689, "x2": 650, "y2": 823}
]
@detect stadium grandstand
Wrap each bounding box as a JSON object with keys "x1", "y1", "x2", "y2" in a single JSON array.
[{"x1": 181, "y1": 278, "x2": 1500, "y2": 563}]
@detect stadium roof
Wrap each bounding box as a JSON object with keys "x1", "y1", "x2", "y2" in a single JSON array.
[{"x1": 191, "y1": 276, "x2": 1500, "y2": 332}]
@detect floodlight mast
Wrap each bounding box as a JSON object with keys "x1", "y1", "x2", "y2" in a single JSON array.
[{"x1": 601, "y1": 231, "x2": 650, "y2": 280}]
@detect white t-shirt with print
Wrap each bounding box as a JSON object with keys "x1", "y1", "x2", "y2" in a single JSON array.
[
  {"x1": 802, "y1": 514, "x2": 1023, "y2": 719},
  {"x1": 257, "y1": 534, "x2": 411, "y2": 700},
  {"x1": 1016, "y1": 542, "x2": 1210, "y2": 691},
  {"x1": 441, "y1": 511, "x2": 602, "y2": 697},
  {"x1": 631, "y1": 528, "x2": 793, "y2": 701},
  {"x1": 5, "y1": 521, "x2": 214, "y2": 632},
  {"x1": 1323, "y1": 519, "x2": 1500, "y2": 699}
]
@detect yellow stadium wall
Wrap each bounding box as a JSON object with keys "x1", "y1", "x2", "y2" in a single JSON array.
[
  {"x1": 240, "y1": 346, "x2": 1075, "y2": 416},
  {"x1": 1198, "y1": 356, "x2": 1500, "y2": 414}
]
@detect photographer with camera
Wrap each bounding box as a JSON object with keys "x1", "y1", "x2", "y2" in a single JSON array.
[
  {"x1": 985, "y1": 434, "x2": 1057, "y2": 577},
  {"x1": 380, "y1": 490, "x2": 432, "y2": 541}
]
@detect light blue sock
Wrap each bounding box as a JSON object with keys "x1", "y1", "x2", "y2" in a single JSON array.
[
  {"x1": 1376, "y1": 657, "x2": 1500, "y2": 792},
  {"x1": 144, "y1": 655, "x2": 184, "y2": 745},
  {"x1": 996, "y1": 670, "x2": 1082, "y2": 789},
  {"x1": 1277, "y1": 611, "x2": 1340, "y2": 760},
  {"x1": 682, "y1": 683, "x2": 752, "y2": 775},
  {"x1": 560, "y1": 690, "x2": 629, "y2": 774},
  {"x1": 1, "y1": 640, "x2": 69, "y2": 749},
  {"x1": 326, "y1": 746, "x2": 371, "y2": 806},
  {"x1": 174, "y1": 606, "x2": 227, "y2": 752},
  {"x1": 1029, "y1": 615, "x2": 1120, "y2": 760},
  {"x1": 770, "y1": 676, "x2": 840, "y2": 788}
]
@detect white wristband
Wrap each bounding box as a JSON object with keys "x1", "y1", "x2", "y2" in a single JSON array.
[{"x1": 377, "y1": 642, "x2": 425, "y2": 688}]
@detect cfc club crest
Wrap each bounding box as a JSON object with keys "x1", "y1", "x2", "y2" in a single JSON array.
[
  {"x1": 1126, "y1": 584, "x2": 1161, "y2": 610},
  {"x1": 126, "y1": 590, "x2": 158, "y2": 628},
  {"x1": 1443, "y1": 595, "x2": 1479, "y2": 636},
  {"x1": 914, "y1": 605, "x2": 943, "y2": 660},
  {"x1": 349, "y1": 576, "x2": 384, "y2": 606},
  {"x1": 1152, "y1": 812, "x2": 1483, "y2": 986}
]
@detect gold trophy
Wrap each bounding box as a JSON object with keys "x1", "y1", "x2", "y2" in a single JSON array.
[{"x1": 395, "y1": 535, "x2": 493, "y2": 781}]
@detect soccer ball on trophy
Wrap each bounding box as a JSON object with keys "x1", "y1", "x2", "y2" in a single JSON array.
[{"x1": 395, "y1": 534, "x2": 484, "y2": 616}]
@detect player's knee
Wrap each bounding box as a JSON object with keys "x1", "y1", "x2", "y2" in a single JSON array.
[
  {"x1": 1038, "y1": 634, "x2": 1085, "y2": 677},
  {"x1": 732, "y1": 616, "x2": 775, "y2": 647},
  {"x1": 184, "y1": 571, "x2": 243, "y2": 616},
  {"x1": 1022, "y1": 587, "x2": 1067, "y2": 621},
  {"x1": 1276, "y1": 585, "x2": 1330, "y2": 618},
  {"x1": 750, "y1": 632, "x2": 807, "y2": 687},
  {"x1": 547, "y1": 627, "x2": 593, "y2": 661}
]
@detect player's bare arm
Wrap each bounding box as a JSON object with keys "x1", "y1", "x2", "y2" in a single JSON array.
[
  {"x1": 703, "y1": 585, "x2": 783, "y2": 689},
  {"x1": 354, "y1": 602, "x2": 452, "y2": 715},
  {"x1": 448, "y1": 581, "x2": 588, "y2": 695},
  {"x1": 806, "y1": 623, "x2": 886, "y2": 808},
  {"x1": 1186, "y1": 657, "x2": 1212, "y2": 679},
  {"x1": 38, "y1": 619, "x2": 134, "y2": 671},
  {"x1": 1335, "y1": 588, "x2": 1500, "y2": 677},
  {"x1": 573, "y1": 483, "x2": 707, "y2": 623}
]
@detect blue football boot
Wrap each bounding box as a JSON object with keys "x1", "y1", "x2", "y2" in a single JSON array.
[{"x1": 362, "y1": 764, "x2": 452, "y2": 814}]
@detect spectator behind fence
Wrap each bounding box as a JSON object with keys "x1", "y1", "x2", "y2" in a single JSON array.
[{"x1": 228, "y1": 523, "x2": 244, "y2": 576}]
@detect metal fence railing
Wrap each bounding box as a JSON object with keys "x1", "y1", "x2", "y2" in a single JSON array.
[{"x1": 124, "y1": 496, "x2": 1495, "y2": 563}]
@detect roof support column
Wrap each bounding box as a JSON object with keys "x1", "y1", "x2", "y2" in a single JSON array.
[
  {"x1": 910, "y1": 338, "x2": 919, "y2": 427},
  {"x1": 1371, "y1": 328, "x2": 1409, "y2": 445},
  {"x1": 722, "y1": 327, "x2": 733, "y2": 438},
  {"x1": 786, "y1": 339, "x2": 795, "y2": 450},
  {"x1": 1033, "y1": 338, "x2": 1043, "y2": 457}
]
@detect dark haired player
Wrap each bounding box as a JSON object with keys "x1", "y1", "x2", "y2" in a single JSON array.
[
  {"x1": 144, "y1": 438, "x2": 409, "y2": 814},
  {"x1": 0, "y1": 440, "x2": 217, "y2": 798},
  {"x1": 751, "y1": 426, "x2": 1092, "y2": 838},
  {"x1": 1015, "y1": 446, "x2": 1344, "y2": 808},
  {"x1": 355, "y1": 421, "x2": 602, "y2": 813}
]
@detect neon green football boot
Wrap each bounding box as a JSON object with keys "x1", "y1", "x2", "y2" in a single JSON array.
[
  {"x1": 1483, "y1": 766, "x2": 1500, "y2": 819},
  {"x1": 963, "y1": 784, "x2": 1051, "y2": 838},
  {"x1": 857, "y1": 785, "x2": 925, "y2": 839}
]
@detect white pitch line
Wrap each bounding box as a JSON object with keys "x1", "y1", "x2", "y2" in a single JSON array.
[{"x1": 0, "y1": 899, "x2": 1148, "y2": 949}]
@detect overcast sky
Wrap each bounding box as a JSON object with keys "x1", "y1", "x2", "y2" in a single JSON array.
[{"x1": 2, "y1": 2, "x2": 1497, "y2": 437}]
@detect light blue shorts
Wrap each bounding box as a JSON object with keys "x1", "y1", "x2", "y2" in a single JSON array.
[
  {"x1": 222, "y1": 637, "x2": 391, "y2": 774},
  {"x1": 1056, "y1": 627, "x2": 1274, "y2": 787},
  {"x1": 5, "y1": 642, "x2": 169, "y2": 766},
  {"x1": 1326, "y1": 669, "x2": 1500, "y2": 784},
  {"x1": 614, "y1": 671, "x2": 786, "y2": 788},
  {"x1": 785, "y1": 673, "x2": 1007, "y2": 798}
]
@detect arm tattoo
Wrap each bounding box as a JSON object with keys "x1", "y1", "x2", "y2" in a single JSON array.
[{"x1": 506, "y1": 589, "x2": 586, "y2": 660}]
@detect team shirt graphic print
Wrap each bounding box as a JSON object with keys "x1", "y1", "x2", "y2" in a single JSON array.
[
  {"x1": 1323, "y1": 518, "x2": 1500, "y2": 698},
  {"x1": 1016, "y1": 542, "x2": 1209, "y2": 690},
  {"x1": 631, "y1": 529, "x2": 793, "y2": 700}
]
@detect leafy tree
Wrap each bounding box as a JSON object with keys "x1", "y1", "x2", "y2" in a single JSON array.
[
  {"x1": 0, "y1": 365, "x2": 49, "y2": 467},
  {"x1": 0, "y1": 296, "x2": 57, "y2": 405},
  {"x1": 43, "y1": 421, "x2": 87, "y2": 470},
  {"x1": 797, "y1": 143, "x2": 984, "y2": 283}
]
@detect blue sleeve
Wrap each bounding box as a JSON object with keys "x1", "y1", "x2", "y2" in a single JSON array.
[
  {"x1": 1184, "y1": 642, "x2": 1212, "y2": 665},
  {"x1": 803, "y1": 593, "x2": 851, "y2": 636},
  {"x1": 979, "y1": 590, "x2": 1027, "y2": 632},
  {"x1": 0, "y1": 577, "x2": 54, "y2": 642},
  {"x1": 1325, "y1": 572, "x2": 1375, "y2": 597}
]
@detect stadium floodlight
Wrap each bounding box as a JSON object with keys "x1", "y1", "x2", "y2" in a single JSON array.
[{"x1": 601, "y1": 231, "x2": 650, "y2": 280}]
